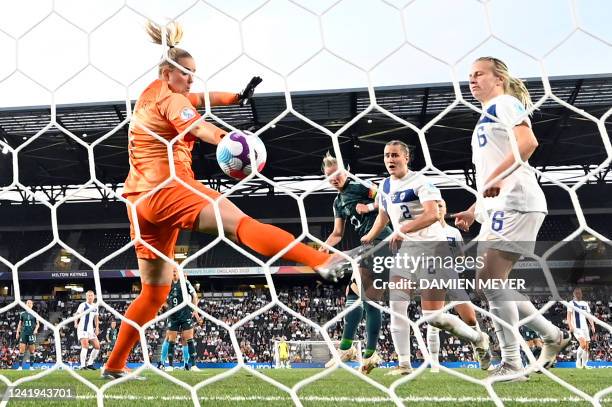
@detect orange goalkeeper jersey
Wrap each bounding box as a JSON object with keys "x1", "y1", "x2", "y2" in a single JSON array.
[{"x1": 123, "y1": 79, "x2": 202, "y2": 196}]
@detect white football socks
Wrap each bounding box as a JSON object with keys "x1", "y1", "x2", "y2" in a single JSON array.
[
  {"x1": 485, "y1": 289, "x2": 522, "y2": 368},
  {"x1": 80, "y1": 347, "x2": 88, "y2": 368},
  {"x1": 576, "y1": 347, "x2": 583, "y2": 368},
  {"x1": 390, "y1": 300, "x2": 411, "y2": 367},
  {"x1": 426, "y1": 325, "x2": 440, "y2": 366},
  {"x1": 88, "y1": 348, "x2": 99, "y2": 366}
]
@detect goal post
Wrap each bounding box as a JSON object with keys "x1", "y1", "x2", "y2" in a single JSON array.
[{"x1": 272, "y1": 340, "x2": 362, "y2": 368}]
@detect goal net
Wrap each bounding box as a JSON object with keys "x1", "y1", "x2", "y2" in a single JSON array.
[
  {"x1": 272, "y1": 340, "x2": 362, "y2": 368},
  {"x1": 0, "y1": 1, "x2": 611, "y2": 407}
]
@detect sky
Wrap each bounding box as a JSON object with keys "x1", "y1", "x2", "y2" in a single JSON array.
[{"x1": 0, "y1": 0, "x2": 610, "y2": 108}]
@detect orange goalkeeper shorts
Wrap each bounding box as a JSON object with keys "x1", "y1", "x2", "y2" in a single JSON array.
[{"x1": 125, "y1": 178, "x2": 221, "y2": 260}]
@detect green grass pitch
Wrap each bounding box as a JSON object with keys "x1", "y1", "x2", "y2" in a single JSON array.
[{"x1": 0, "y1": 367, "x2": 610, "y2": 406}]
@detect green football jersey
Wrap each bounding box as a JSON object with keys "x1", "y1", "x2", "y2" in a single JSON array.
[
  {"x1": 19, "y1": 312, "x2": 36, "y2": 335},
  {"x1": 333, "y1": 179, "x2": 392, "y2": 240},
  {"x1": 167, "y1": 279, "x2": 196, "y2": 310},
  {"x1": 107, "y1": 327, "x2": 118, "y2": 344}
]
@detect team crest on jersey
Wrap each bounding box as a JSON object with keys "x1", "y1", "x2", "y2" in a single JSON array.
[
  {"x1": 180, "y1": 107, "x2": 196, "y2": 121},
  {"x1": 390, "y1": 188, "x2": 417, "y2": 203}
]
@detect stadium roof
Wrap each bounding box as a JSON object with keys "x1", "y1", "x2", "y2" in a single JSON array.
[{"x1": 0, "y1": 74, "x2": 610, "y2": 202}]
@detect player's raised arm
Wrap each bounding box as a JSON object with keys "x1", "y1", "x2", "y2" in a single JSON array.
[
  {"x1": 188, "y1": 76, "x2": 262, "y2": 108},
  {"x1": 160, "y1": 93, "x2": 228, "y2": 146},
  {"x1": 187, "y1": 92, "x2": 237, "y2": 108}
]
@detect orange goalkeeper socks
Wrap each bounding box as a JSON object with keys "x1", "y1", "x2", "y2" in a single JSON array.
[
  {"x1": 105, "y1": 283, "x2": 171, "y2": 370},
  {"x1": 235, "y1": 216, "x2": 330, "y2": 269}
]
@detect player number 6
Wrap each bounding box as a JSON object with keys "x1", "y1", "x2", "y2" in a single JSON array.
[
  {"x1": 492, "y1": 211, "x2": 504, "y2": 232},
  {"x1": 477, "y1": 126, "x2": 487, "y2": 147}
]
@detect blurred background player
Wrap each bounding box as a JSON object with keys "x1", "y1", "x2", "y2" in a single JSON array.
[
  {"x1": 519, "y1": 326, "x2": 542, "y2": 367},
  {"x1": 362, "y1": 141, "x2": 491, "y2": 374},
  {"x1": 277, "y1": 337, "x2": 290, "y2": 368},
  {"x1": 15, "y1": 299, "x2": 39, "y2": 370},
  {"x1": 102, "y1": 21, "x2": 350, "y2": 379},
  {"x1": 105, "y1": 320, "x2": 118, "y2": 360},
  {"x1": 454, "y1": 56, "x2": 570, "y2": 381},
  {"x1": 319, "y1": 152, "x2": 391, "y2": 375},
  {"x1": 156, "y1": 270, "x2": 201, "y2": 371},
  {"x1": 426, "y1": 200, "x2": 483, "y2": 373},
  {"x1": 567, "y1": 287, "x2": 595, "y2": 369},
  {"x1": 74, "y1": 290, "x2": 100, "y2": 370}
]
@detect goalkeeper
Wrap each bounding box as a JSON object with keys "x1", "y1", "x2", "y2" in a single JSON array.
[
  {"x1": 277, "y1": 337, "x2": 290, "y2": 368},
  {"x1": 320, "y1": 152, "x2": 392, "y2": 375},
  {"x1": 102, "y1": 20, "x2": 351, "y2": 379}
]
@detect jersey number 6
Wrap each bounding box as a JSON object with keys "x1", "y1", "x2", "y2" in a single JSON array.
[
  {"x1": 477, "y1": 126, "x2": 487, "y2": 147},
  {"x1": 492, "y1": 211, "x2": 504, "y2": 232}
]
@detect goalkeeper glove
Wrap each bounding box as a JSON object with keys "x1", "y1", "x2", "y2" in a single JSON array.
[{"x1": 237, "y1": 76, "x2": 263, "y2": 107}]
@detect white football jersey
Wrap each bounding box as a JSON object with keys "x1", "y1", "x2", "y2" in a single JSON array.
[
  {"x1": 471, "y1": 94, "x2": 547, "y2": 215},
  {"x1": 76, "y1": 302, "x2": 98, "y2": 332},
  {"x1": 378, "y1": 171, "x2": 444, "y2": 241},
  {"x1": 441, "y1": 223, "x2": 464, "y2": 258},
  {"x1": 570, "y1": 299, "x2": 591, "y2": 330}
]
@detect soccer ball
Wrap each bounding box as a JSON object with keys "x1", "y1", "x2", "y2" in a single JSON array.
[{"x1": 216, "y1": 130, "x2": 267, "y2": 180}]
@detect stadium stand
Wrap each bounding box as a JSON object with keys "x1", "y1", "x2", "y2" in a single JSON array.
[{"x1": 2, "y1": 285, "x2": 609, "y2": 368}]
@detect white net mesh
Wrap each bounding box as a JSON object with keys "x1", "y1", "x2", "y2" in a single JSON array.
[
  {"x1": 272, "y1": 340, "x2": 362, "y2": 367},
  {"x1": 0, "y1": 1, "x2": 610, "y2": 406}
]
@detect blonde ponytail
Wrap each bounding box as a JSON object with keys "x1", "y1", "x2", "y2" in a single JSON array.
[
  {"x1": 475, "y1": 56, "x2": 534, "y2": 112},
  {"x1": 145, "y1": 20, "x2": 192, "y2": 76},
  {"x1": 506, "y1": 76, "x2": 534, "y2": 112}
]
